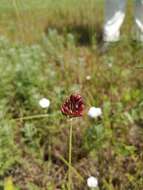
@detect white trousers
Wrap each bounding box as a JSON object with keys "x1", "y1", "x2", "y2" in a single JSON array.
[{"x1": 103, "y1": 0, "x2": 143, "y2": 42}]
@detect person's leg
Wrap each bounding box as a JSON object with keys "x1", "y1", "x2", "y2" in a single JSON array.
[
  {"x1": 134, "y1": 0, "x2": 143, "y2": 42},
  {"x1": 103, "y1": 0, "x2": 127, "y2": 42}
]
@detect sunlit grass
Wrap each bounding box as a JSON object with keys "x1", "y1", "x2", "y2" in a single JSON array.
[{"x1": 0, "y1": 0, "x2": 103, "y2": 43}]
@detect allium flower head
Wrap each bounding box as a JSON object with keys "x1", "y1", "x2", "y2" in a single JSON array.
[
  {"x1": 61, "y1": 94, "x2": 84, "y2": 117},
  {"x1": 87, "y1": 176, "x2": 98, "y2": 188}
]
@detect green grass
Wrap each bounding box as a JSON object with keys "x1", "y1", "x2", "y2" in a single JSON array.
[
  {"x1": 0, "y1": 1, "x2": 143, "y2": 190},
  {"x1": 0, "y1": 0, "x2": 103, "y2": 43}
]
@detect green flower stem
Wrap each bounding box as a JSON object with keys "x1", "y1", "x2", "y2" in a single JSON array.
[
  {"x1": 90, "y1": 188, "x2": 99, "y2": 190},
  {"x1": 68, "y1": 118, "x2": 73, "y2": 190},
  {"x1": 12, "y1": 111, "x2": 60, "y2": 121},
  {"x1": 58, "y1": 154, "x2": 84, "y2": 182},
  {"x1": 14, "y1": 114, "x2": 51, "y2": 121}
]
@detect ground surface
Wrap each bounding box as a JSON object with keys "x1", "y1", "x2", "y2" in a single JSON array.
[{"x1": 0, "y1": 1, "x2": 143, "y2": 190}]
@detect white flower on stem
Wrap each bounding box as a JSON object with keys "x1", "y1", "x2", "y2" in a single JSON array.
[
  {"x1": 87, "y1": 176, "x2": 98, "y2": 188},
  {"x1": 88, "y1": 107, "x2": 102, "y2": 118},
  {"x1": 39, "y1": 98, "x2": 50, "y2": 108}
]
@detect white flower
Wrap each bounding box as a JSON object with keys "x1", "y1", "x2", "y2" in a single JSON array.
[
  {"x1": 87, "y1": 176, "x2": 98, "y2": 188},
  {"x1": 88, "y1": 107, "x2": 102, "y2": 118},
  {"x1": 86, "y1": 75, "x2": 91, "y2": 80},
  {"x1": 39, "y1": 98, "x2": 50, "y2": 108},
  {"x1": 108, "y1": 63, "x2": 112, "y2": 68}
]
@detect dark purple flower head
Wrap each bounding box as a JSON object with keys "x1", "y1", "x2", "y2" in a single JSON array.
[{"x1": 61, "y1": 94, "x2": 84, "y2": 117}]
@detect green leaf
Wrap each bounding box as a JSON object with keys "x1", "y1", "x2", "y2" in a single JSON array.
[{"x1": 4, "y1": 177, "x2": 15, "y2": 190}]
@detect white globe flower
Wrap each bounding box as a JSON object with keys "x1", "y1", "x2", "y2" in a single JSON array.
[
  {"x1": 108, "y1": 63, "x2": 112, "y2": 68},
  {"x1": 39, "y1": 98, "x2": 50, "y2": 108},
  {"x1": 87, "y1": 176, "x2": 98, "y2": 188},
  {"x1": 88, "y1": 107, "x2": 102, "y2": 118},
  {"x1": 86, "y1": 75, "x2": 91, "y2": 80}
]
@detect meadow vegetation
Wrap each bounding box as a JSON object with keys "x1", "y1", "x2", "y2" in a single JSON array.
[{"x1": 0, "y1": 0, "x2": 143, "y2": 189}]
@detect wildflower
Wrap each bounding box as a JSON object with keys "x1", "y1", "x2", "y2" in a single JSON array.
[
  {"x1": 61, "y1": 94, "x2": 84, "y2": 117},
  {"x1": 88, "y1": 107, "x2": 102, "y2": 118},
  {"x1": 108, "y1": 63, "x2": 112, "y2": 68},
  {"x1": 39, "y1": 98, "x2": 50, "y2": 108},
  {"x1": 86, "y1": 75, "x2": 91, "y2": 80},
  {"x1": 87, "y1": 176, "x2": 98, "y2": 188}
]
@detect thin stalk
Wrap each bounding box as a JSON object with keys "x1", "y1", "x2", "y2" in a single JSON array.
[
  {"x1": 68, "y1": 118, "x2": 73, "y2": 190},
  {"x1": 58, "y1": 155, "x2": 84, "y2": 182},
  {"x1": 14, "y1": 114, "x2": 51, "y2": 121},
  {"x1": 12, "y1": 111, "x2": 60, "y2": 121},
  {"x1": 12, "y1": 0, "x2": 25, "y2": 41}
]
